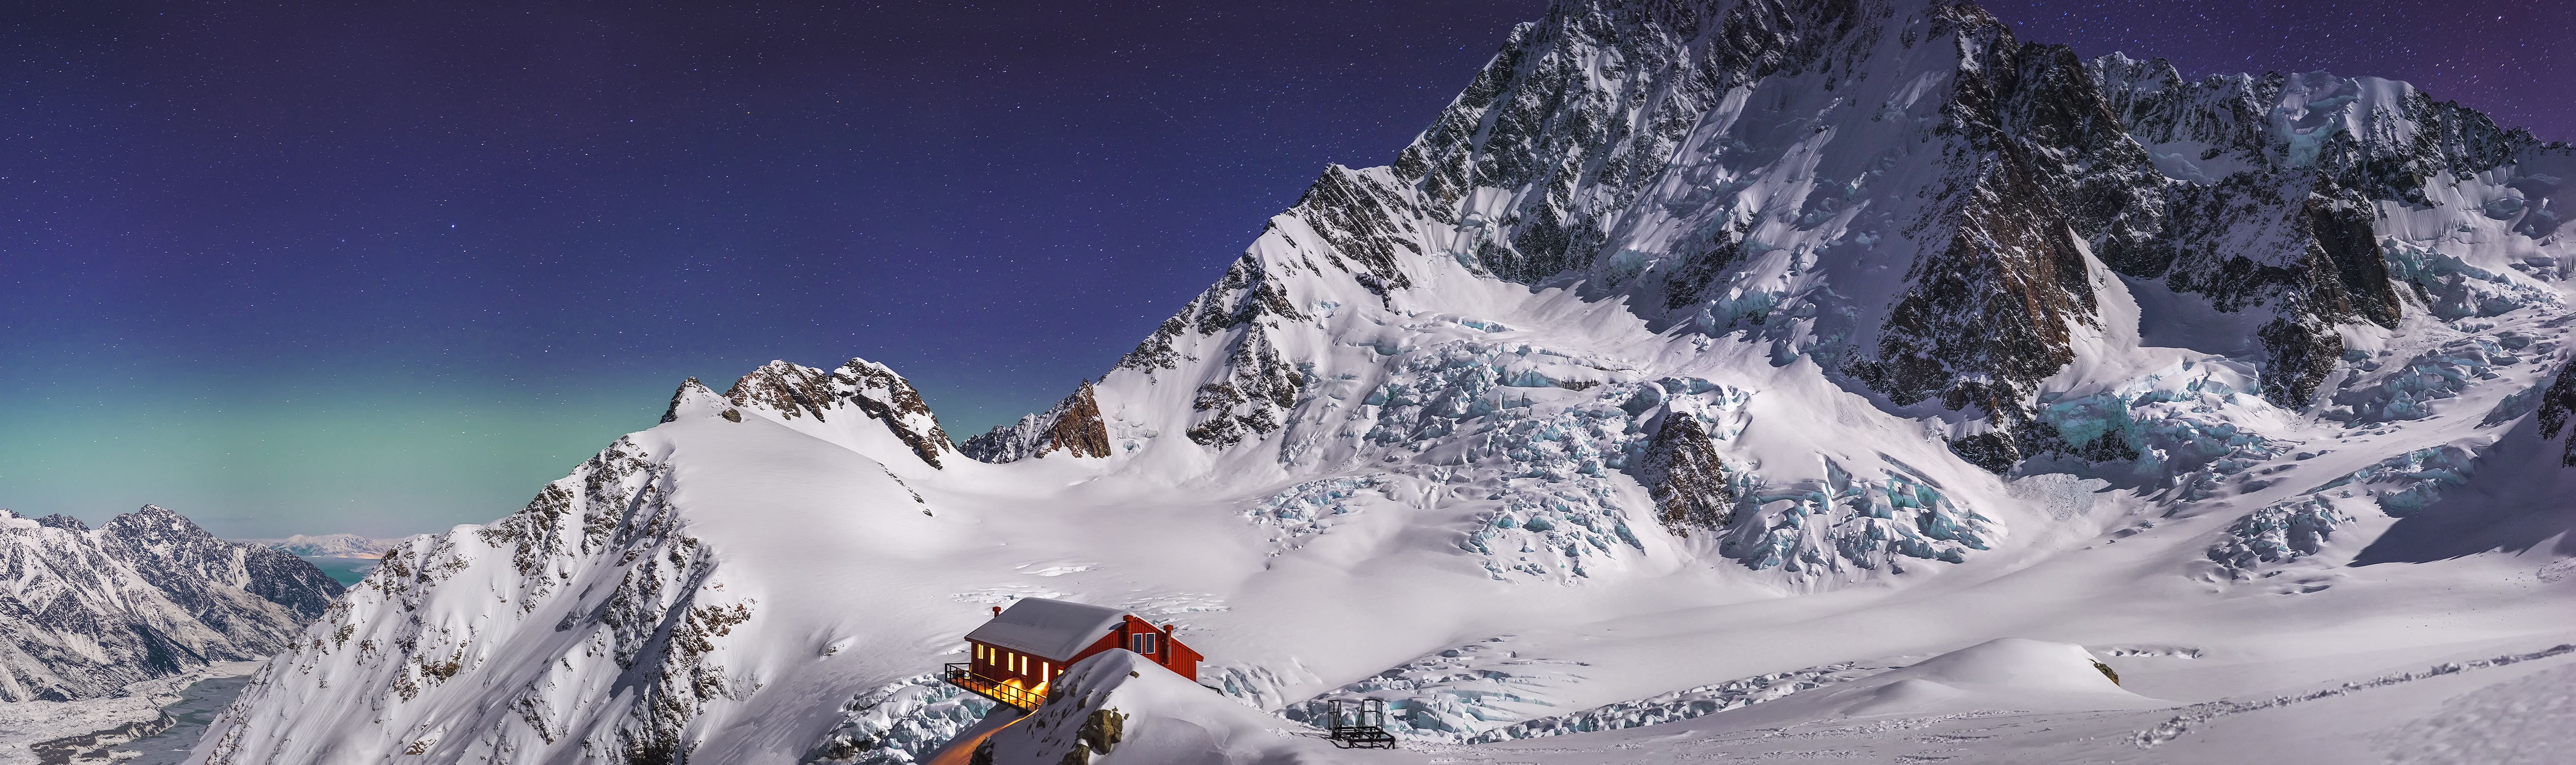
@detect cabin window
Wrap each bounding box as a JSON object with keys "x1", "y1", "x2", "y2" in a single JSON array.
[{"x1": 1130, "y1": 633, "x2": 1158, "y2": 656}]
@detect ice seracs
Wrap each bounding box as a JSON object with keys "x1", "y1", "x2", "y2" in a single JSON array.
[{"x1": 201, "y1": 1, "x2": 2576, "y2": 763}]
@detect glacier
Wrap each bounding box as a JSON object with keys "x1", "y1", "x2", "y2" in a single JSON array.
[{"x1": 191, "y1": 1, "x2": 2576, "y2": 763}]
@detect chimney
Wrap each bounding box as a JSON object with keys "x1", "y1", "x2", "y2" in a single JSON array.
[{"x1": 991, "y1": 605, "x2": 1002, "y2": 617}]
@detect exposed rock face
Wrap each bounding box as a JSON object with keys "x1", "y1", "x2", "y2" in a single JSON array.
[
  {"x1": 0, "y1": 505, "x2": 342, "y2": 702},
  {"x1": 2539, "y1": 358, "x2": 2576, "y2": 468},
  {"x1": 723, "y1": 358, "x2": 957, "y2": 468},
  {"x1": 202, "y1": 434, "x2": 754, "y2": 765},
  {"x1": 2084, "y1": 55, "x2": 2554, "y2": 410},
  {"x1": 960, "y1": 381, "x2": 1114, "y2": 462},
  {"x1": 100, "y1": 507, "x2": 344, "y2": 621},
  {"x1": 659, "y1": 377, "x2": 707, "y2": 424},
  {"x1": 1092, "y1": 0, "x2": 2568, "y2": 476},
  {"x1": 1185, "y1": 325, "x2": 1308, "y2": 449},
  {"x1": 192, "y1": 3, "x2": 2576, "y2": 762},
  {"x1": 833, "y1": 358, "x2": 960, "y2": 466},
  {"x1": 1632, "y1": 416, "x2": 1737, "y2": 534},
  {"x1": 1845, "y1": 11, "x2": 2160, "y2": 461}
]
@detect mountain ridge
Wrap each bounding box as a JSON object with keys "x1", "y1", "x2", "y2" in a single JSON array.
[
  {"x1": 200, "y1": 1, "x2": 2574, "y2": 763},
  {"x1": 0, "y1": 505, "x2": 342, "y2": 702}
]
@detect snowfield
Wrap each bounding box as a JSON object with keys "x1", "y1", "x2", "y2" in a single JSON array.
[{"x1": 195, "y1": 0, "x2": 2575, "y2": 763}]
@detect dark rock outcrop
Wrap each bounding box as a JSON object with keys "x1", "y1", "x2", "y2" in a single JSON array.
[
  {"x1": 1185, "y1": 325, "x2": 1307, "y2": 449},
  {"x1": 2539, "y1": 358, "x2": 2576, "y2": 468},
  {"x1": 721, "y1": 358, "x2": 957, "y2": 468},
  {"x1": 1633, "y1": 416, "x2": 1738, "y2": 534},
  {"x1": 993, "y1": 0, "x2": 2565, "y2": 483},
  {"x1": 961, "y1": 381, "x2": 1116, "y2": 463}
]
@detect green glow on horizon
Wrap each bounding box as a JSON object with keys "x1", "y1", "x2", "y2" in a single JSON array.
[{"x1": 0, "y1": 382, "x2": 665, "y2": 538}]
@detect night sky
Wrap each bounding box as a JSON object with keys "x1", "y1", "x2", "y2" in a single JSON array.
[{"x1": 7, "y1": 1, "x2": 2567, "y2": 537}]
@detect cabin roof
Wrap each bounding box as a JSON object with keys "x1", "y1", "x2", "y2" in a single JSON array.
[{"x1": 965, "y1": 598, "x2": 1128, "y2": 661}]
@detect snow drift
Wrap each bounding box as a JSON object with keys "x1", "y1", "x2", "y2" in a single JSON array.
[{"x1": 1696, "y1": 637, "x2": 2163, "y2": 726}]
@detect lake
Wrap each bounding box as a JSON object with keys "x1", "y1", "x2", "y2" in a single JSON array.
[{"x1": 301, "y1": 555, "x2": 378, "y2": 585}]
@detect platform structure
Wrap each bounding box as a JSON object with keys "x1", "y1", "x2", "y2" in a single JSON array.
[
  {"x1": 943, "y1": 663, "x2": 1043, "y2": 711},
  {"x1": 1322, "y1": 698, "x2": 1397, "y2": 749},
  {"x1": 949, "y1": 598, "x2": 1204, "y2": 716}
]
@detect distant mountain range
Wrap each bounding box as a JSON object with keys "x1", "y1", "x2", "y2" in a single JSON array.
[
  {"x1": 191, "y1": 1, "x2": 2576, "y2": 763},
  {"x1": 0, "y1": 506, "x2": 342, "y2": 702},
  {"x1": 236, "y1": 533, "x2": 408, "y2": 559}
]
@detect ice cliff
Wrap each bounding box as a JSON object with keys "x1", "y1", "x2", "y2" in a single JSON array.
[{"x1": 202, "y1": 1, "x2": 2575, "y2": 762}]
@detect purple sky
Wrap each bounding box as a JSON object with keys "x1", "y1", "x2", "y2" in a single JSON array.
[{"x1": 5, "y1": 1, "x2": 2565, "y2": 536}]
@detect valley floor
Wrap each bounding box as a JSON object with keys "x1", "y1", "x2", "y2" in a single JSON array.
[{"x1": 0, "y1": 661, "x2": 260, "y2": 765}]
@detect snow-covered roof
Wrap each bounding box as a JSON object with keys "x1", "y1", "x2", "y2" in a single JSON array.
[{"x1": 964, "y1": 598, "x2": 1129, "y2": 661}]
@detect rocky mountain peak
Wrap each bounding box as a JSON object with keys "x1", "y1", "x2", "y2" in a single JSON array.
[
  {"x1": 1088, "y1": 0, "x2": 2570, "y2": 478},
  {"x1": 191, "y1": 2, "x2": 2576, "y2": 761},
  {"x1": 661, "y1": 377, "x2": 716, "y2": 423},
  {"x1": 711, "y1": 357, "x2": 957, "y2": 468},
  {"x1": 960, "y1": 379, "x2": 1115, "y2": 462},
  {"x1": 726, "y1": 360, "x2": 837, "y2": 421},
  {"x1": 829, "y1": 357, "x2": 958, "y2": 467},
  {"x1": 100, "y1": 503, "x2": 220, "y2": 546},
  {"x1": 0, "y1": 504, "x2": 343, "y2": 701}
]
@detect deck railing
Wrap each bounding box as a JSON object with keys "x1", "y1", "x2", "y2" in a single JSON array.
[{"x1": 943, "y1": 664, "x2": 1043, "y2": 711}]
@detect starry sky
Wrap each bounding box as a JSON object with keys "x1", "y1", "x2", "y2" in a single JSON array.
[{"x1": 6, "y1": 1, "x2": 2567, "y2": 538}]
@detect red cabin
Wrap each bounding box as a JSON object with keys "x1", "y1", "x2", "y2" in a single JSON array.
[{"x1": 942, "y1": 598, "x2": 1203, "y2": 710}]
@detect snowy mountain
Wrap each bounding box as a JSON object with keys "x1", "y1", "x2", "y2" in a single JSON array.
[
  {"x1": 200, "y1": 1, "x2": 2574, "y2": 763},
  {"x1": 958, "y1": 380, "x2": 1115, "y2": 463},
  {"x1": 0, "y1": 506, "x2": 342, "y2": 703},
  {"x1": 239, "y1": 533, "x2": 407, "y2": 559}
]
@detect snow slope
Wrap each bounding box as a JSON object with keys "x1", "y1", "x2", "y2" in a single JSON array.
[
  {"x1": 203, "y1": 1, "x2": 2575, "y2": 762},
  {"x1": 1439, "y1": 637, "x2": 2576, "y2": 764}
]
